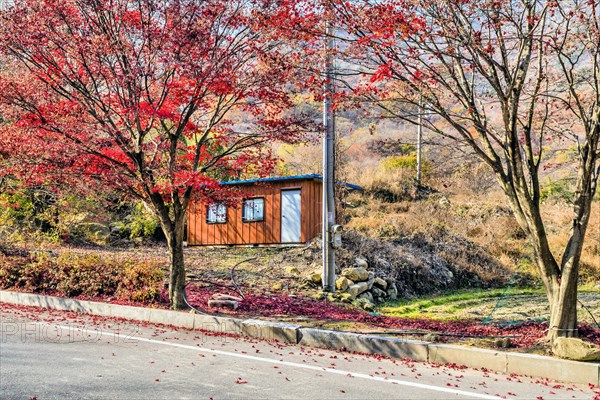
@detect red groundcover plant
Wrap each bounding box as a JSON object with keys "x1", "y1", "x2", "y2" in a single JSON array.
[
  {"x1": 184, "y1": 284, "x2": 600, "y2": 349},
  {"x1": 0, "y1": 0, "x2": 316, "y2": 309}
]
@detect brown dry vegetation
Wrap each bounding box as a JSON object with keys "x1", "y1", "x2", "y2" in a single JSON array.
[
  {"x1": 275, "y1": 112, "x2": 600, "y2": 293},
  {"x1": 342, "y1": 158, "x2": 600, "y2": 288}
]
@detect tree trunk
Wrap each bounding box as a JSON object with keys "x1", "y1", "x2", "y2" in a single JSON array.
[
  {"x1": 148, "y1": 192, "x2": 189, "y2": 311},
  {"x1": 546, "y1": 212, "x2": 588, "y2": 340},
  {"x1": 521, "y1": 223, "x2": 579, "y2": 341},
  {"x1": 165, "y1": 216, "x2": 188, "y2": 310},
  {"x1": 548, "y1": 280, "x2": 579, "y2": 341},
  {"x1": 498, "y1": 175, "x2": 581, "y2": 341}
]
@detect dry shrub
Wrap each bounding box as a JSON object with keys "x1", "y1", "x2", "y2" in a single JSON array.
[
  {"x1": 0, "y1": 251, "x2": 166, "y2": 302},
  {"x1": 436, "y1": 161, "x2": 497, "y2": 195},
  {"x1": 343, "y1": 148, "x2": 599, "y2": 288},
  {"x1": 346, "y1": 216, "x2": 389, "y2": 235},
  {"x1": 347, "y1": 161, "x2": 423, "y2": 203},
  {"x1": 541, "y1": 201, "x2": 600, "y2": 284},
  {"x1": 580, "y1": 203, "x2": 600, "y2": 284}
]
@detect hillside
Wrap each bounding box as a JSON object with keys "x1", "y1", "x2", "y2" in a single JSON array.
[{"x1": 276, "y1": 108, "x2": 600, "y2": 291}]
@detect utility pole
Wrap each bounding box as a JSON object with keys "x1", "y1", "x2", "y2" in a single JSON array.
[
  {"x1": 322, "y1": 24, "x2": 336, "y2": 292},
  {"x1": 416, "y1": 95, "x2": 423, "y2": 187}
]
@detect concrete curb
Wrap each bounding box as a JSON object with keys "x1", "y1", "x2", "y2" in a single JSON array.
[
  {"x1": 298, "y1": 327, "x2": 429, "y2": 362},
  {"x1": 1, "y1": 290, "x2": 598, "y2": 386}
]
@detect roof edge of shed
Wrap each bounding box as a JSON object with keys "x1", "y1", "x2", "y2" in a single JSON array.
[{"x1": 219, "y1": 174, "x2": 363, "y2": 191}]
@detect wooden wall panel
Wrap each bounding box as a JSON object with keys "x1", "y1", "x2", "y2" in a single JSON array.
[
  {"x1": 186, "y1": 202, "x2": 194, "y2": 244},
  {"x1": 272, "y1": 184, "x2": 282, "y2": 243},
  {"x1": 188, "y1": 178, "x2": 326, "y2": 245},
  {"x1": 309, "y1": 182, "x2": 313, "y2": 241},
  {"x1": 308, "y1": 181, "x2": 322, "y2": 240},
  {"x1": 317, "y1": 181, "x2": 323, "y2": 238},
  {"x1": 199, "y1": 204, "x2": 206, "y2": 244},
  {"x1": 312, "y1": 180, "x2": 320, "y2": 239},
  {"x1": 225, "y1": 205, "x2": 234, "y2": 244},
  {"x1": 232, "y1": 203, "x2": 242, "y2": 244},
  {"x1": 267, "y1": 186, "x2": 276, "y2": 243},
  {"x1": 300, "y1": 182, "x2": 309, "y2": 242}
]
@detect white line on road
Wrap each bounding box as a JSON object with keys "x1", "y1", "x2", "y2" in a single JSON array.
[{"x1": 42, "y1": 323, "x2": 501, "y2": 400}]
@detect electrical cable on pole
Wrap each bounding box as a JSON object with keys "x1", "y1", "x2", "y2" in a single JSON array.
[{"x1": 322, "y1": 23, "x2": 336, "y2": 292}]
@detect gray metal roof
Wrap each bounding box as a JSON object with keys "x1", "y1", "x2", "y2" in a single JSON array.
[{"x1": 220, "y1": 174, "x2": 363, "y2": 190}]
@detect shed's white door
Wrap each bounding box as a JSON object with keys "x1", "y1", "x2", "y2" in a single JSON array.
[{"x1": 281, "y1": 189, "x2": 301, "y2": 243}]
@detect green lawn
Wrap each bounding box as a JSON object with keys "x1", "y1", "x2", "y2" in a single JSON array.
[{"x1": 378, "y1": 287, "x2": 600, "y2": 326}]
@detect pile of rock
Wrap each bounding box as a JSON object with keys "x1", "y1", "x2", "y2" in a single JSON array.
[{"x1": 305, "y1": 258, "x2": 398, "y2": 311}]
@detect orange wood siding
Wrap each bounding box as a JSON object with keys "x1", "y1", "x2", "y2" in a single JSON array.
[{"x1": 187, "y1": 178, "x2": 323, "y2": 245}]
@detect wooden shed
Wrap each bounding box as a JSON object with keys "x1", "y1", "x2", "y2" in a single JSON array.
[{"x1": 187, "y1": 174, "x2": 361, "y2": 246}]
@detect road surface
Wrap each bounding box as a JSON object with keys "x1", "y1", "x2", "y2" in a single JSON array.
[{"x1": 0, "y1": 303, "x2": 597, "y2": 399}]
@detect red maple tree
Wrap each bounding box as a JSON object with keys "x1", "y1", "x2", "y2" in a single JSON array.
[{"x1": 0, "y1": 0, "x2": 315, "y2": 309}]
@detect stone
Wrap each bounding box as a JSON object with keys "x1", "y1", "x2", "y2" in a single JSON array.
[
  {"x1": 305, "y1": 272, "x2": 322, "y2": 284},
  {"x1": 375, "y1": 257, "x2": 392, "y2": 270},
  {"x1": 353, "y1": 297, "x2": 375, "y2": 311},
  {"x1": 358, "y1": 291, "x2": 374, "y2": 303},
  {"x1": 439, "y1": 197, "x2": 451, "y2": 207},
  {"x1": 346, "y1": 282, "x2": 369, "y2": 298},
  {"x1": 552, "y1": 337, "x2": 600, "y2": 361},
  {"x1": 336, "y1": 277, "x2": 352, "y2": 291},
  {"x1": 371, "y1": 287, "x2": 387, "y2": 299},
  {"x1": 373, "y1": 277, "x2": 388, "y2": 290},
  {"x1": 272, "y1": 282, "x2": 284, "y2": 291},
  {"x1": 354, "y1": 258, "x2": 369, "y2": 269},
  {"x1": 312, "y1": 291, "x2": 326, "y2": 300},
  {"x1": 285, "y1": 266, "x2": 300, "y2": 275},
  {"x1": 211, "y1": 293, "x2": 243, "y2": 302},
  {"x1": 367, "y1": 272, "x2": 375, "y2": 289},
  {"x1": 207, "y1": 299, "x2": 239, "y2": 310},
  {"x1": 386, "y1": 282, "x2": 398, "y2": 301},
  {"x1": 342, "y1": 267, "x2": 369, "y2": 282},
  {"x1": 339, "y1": 293, "x2": 354, "y2": 303}
]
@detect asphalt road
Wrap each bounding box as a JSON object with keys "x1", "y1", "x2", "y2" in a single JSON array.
[{"x1": 0, "y1": 303, "x2": 597, "y2": 400}]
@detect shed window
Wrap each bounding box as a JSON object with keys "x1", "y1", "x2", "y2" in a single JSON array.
[
  {"x1": 242, "y1": 198, "x2": 264, "y2": 222},
  {"x1": 207, "y1": 203, "x2": 227, "y2": 224}
]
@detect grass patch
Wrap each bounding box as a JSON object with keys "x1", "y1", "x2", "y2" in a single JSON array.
[
  {"x1": 379, "y1": 288, "x2": 545, "y2": 320},
  {"x1": 379, "y1": 287, "x2": 600, "y2": 326}
]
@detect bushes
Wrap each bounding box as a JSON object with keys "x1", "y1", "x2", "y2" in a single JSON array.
[
  {"x1": 0, "y1": 181, "x2": 162, "y2": 246},
  {"x1": 110, "y1": 202, "x2": 161, "y2": 242},
  {"x1": 540, "y1": 179, "x2": 573, "y2": 204},
  {"x1": 0, "y1": 252, "x2": 166, "y2": 303},
  {"x1": 380, "y1": 154, "x2": 432, "y2": 176},
  {"x1": 117, "y1": 259, "x2": 165, "y2": 302},
  {"x1": 0, "y1": 253, "x2": 57, "y2": 293},
  {"x1": 0, "y1": 186, "x2": 61, "y2": 244}
]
